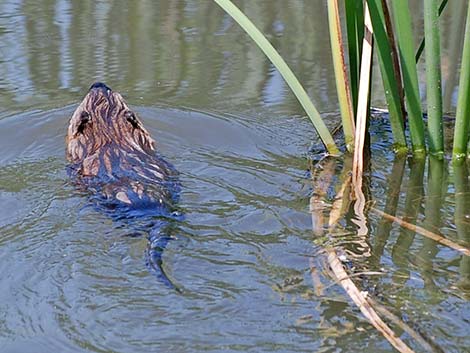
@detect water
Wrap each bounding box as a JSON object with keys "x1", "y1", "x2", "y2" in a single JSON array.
[{"x1": 0, "y1": 1, "x2": 469, "y2": 352}]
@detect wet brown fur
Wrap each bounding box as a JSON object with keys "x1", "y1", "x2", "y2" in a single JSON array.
[{"x1": 66, "y1": 84, "x2": 175, "y2": 205}]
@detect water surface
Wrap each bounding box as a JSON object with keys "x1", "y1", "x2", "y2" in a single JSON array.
[{"x1": 0, "y1": 1, "x2": 469, "y2": 352}]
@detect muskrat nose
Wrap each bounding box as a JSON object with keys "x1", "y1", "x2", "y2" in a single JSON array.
[{"x1": 89, "y1": 82, "x2": 112, "y2": 92}]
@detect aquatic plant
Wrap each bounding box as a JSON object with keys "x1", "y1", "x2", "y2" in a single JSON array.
[
  {"x1": 213, "y1": 0, "x2": 340, "y2": 156},
  {"x1": 453, "y1": 3, "x2": 470, "y2": 160},
  {"x1": 390, "y1": 0, "x2": 426, "y2": 155},
  {"x1": 423, "y1": 0, "x2": 444, "y2": 156},
  {"x1": 214, "y1": 0, "x2": 470, "y2": 163},
  {"x1": 327, "y1": 0, "x2": 355, "y2": 152},
  {"x1": 214, "y1": 1, "x2": 470, "y2": 350}
]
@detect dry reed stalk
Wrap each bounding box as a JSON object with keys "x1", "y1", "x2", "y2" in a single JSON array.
[
  {"x1": 310, "y1": 157, "x2": 415, "y2": 353},
  {"x1": 352, "y1": 3, "x2": 373, "y2": 236},
  {"x1": 326, "y1": 248, "x2": 415, "y2": 353},
  {"x1": 327, "y1": 0, "x2": 356, "y2": 150},
  {"x1": 372, "y1": 208, "x2": 470, "y2": 256},
  {"x1": 310, "y1": 158, "x2": 337, "y2": 235},
  {"x1": 370, "y1": 298, "x2": 445, "y2": 352}
]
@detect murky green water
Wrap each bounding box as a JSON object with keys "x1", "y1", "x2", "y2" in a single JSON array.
[{"x1": 0, "y1": 1, "x2": 469, "y2": 352}]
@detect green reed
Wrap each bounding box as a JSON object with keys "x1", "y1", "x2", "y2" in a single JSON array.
[
  {"x1": 415, "y1": 0, "x2": 449, "y2": 62},
  {"x1": 344, "y1": 0, "x2": 364, "y2": 116},
  {"x1": 423, "y1": 0, "x2": 444, "y2": 157},
  {"x1": 213, "y1": 0, "x2": 340, "y2": 156},
  {"x1": 390, "y1": 0, "x2": 426, "y2": 156},
  {"x1": 214, "y1": 0, "x2": 469, "y2": 161},
  {"x1": 452, "y1": 3, "x2": 470, "y2": 161},
  {"x1": 366, "y1": 0, "x2": 407, "y2": 152}
]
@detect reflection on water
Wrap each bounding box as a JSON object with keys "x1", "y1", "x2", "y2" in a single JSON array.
[
  {"x1": 311, "y1": 117, "x2": 470, "y2": 352},
  {"x1": 0, "y1": 0, "x2": 339, "y2": 117},
  {"x1": 0, "y1": 1, "x2": 469, "y2": 352},
  {"x1": 0, "y1": 105, "x2": 320, "y2": 353},
  {"x1": 0, "y1": 0, "x2": 465, "y2": 114}
]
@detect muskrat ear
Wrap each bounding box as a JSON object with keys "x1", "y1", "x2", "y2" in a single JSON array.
[
  {"x1": 77, "y1": 111, "x2": 91, "y2": 134},
  {"x1": 125, "y1": 111, "x2": 140, "y2": 129}
]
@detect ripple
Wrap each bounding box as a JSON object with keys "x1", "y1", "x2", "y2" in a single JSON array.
[
  {"x1": 1, "y1": 101, "x2": 468, "y2": 352},
  {"x1": 0, "y1": 105, "x2": 318, "y2": 352}
]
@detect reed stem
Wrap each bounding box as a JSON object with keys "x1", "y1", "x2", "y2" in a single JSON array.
[
  {"x1": 345, "y1": 0, "x2": 364, "y2": 116},
  {"x1": 353, "y1": 3, "x2": 373, "y2": 186},
  {"x1": 391, "y1": 0, "x2": 426, "y2": 156},
  {"x1": 366, "y1": 0, "x2": 407, "y2": 152},
  {"x1": 213, "y1": 0, "x2": 340, "y2": 155},
  {"x1": 327, "y1": 0, "x2": 356, "y2": 152},
  {"x1": 453, "y1": 3, "x2": 470, "y2": 161},
  {"x1": 423, "y1": 0, "x2": 444, "y2": 157},
  {"x1": 415, "y1": 0, "x2": 449, "y2": 63}
]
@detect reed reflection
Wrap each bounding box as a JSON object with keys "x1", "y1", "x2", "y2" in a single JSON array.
[
  {"x1": 311, "y1": 152, "x2": 470, "y2": 305},
  {"x1": 415, "y1": 158, "x2": 446, "y2": 296},
  {"x1": 0, "y1": 0, "x2": 341, "y2": 115},
  {"x1": 369, "y1": 157, "x2": 470, "y2": 302},
  {"x1": 391, "y1": 158, "x2": 425, "y2": 284},
  {"x1": 454, "y1": 162, "x2": 470, "y2": 294},
  {"x1": 374, "y1": 155, "x2": 406, "y2": 263}
]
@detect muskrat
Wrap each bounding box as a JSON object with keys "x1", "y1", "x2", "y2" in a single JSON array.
[{"x1": 66, "y1": 82, "x2": 180, "y2": 289}]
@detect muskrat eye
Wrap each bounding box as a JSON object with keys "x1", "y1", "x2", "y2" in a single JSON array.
[
  {"x1": 80, "y1": 111, "x2": 90, "y2": 122},
  {"x1": 125, "y1": 111, "x2": 139, "y2": 129},
  {"x1": 77, "y1": 111, "x2": 91, "y2": 134}
]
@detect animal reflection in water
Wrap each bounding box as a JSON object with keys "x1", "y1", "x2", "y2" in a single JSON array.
[{"x1": 66, "y1": 82, "x2": 181, "y2": 290}]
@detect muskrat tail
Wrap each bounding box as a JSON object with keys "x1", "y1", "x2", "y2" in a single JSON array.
[{"x1": 146, "y1": 220, "x2": 182, "y2": 293}]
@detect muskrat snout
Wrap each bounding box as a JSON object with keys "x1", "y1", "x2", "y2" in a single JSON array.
[{"x1": 89, "y1": 82, "x2": 112, "y2": 92}]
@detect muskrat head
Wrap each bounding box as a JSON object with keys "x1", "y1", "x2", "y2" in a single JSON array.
[{"x1": 66, "y1": 83, "x2": 156, "y2": 176}]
